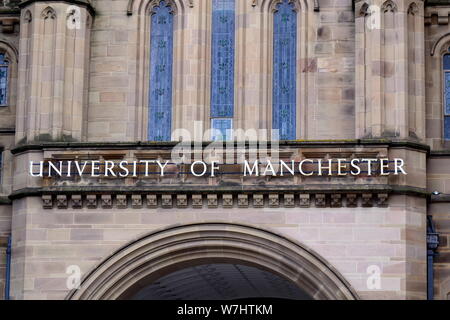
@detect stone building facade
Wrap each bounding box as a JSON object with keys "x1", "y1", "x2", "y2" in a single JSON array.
[{"x1": 0, "y1": 0, "x2": 449, "y2": 300}]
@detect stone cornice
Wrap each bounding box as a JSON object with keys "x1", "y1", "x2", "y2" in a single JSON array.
[
  {"x1": 426, "y1": 0, "x2": 450, "y2": 6},
  {"x1": 9, "y1": 184, "x2": 428, "y2": 201},
  {"x1": 431, "y1": 193, "x2": 450, "y2": 202},
  {"x1": 430, "y1": 150, "x2": 450, "y2": 156},
  {"x1": 10, "y1": 139, "x2": 431, "y2": 155},
  {"x1": 34, "y1": 187, "x2": 427, "y2": 209},
  {"x1": 0, "y1": 128, "x2": 15, "y2": 135},
  {"x1": 425, "y1": 5, "x2": 450, "y2": 24},
  {"x1": 39, "y1": 192, "x2": 388, "y2": 209}
]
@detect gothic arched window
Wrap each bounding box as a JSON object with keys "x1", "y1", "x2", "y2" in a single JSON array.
[
  {"x1": 444, "y1": 51, "x2": 450, "y2": 139},
  {"x1": 273, "y1": 0, "x2": 297, "y2": 140},
  {"x1": 211, "y1": 0, "x2": 235, "y2": 141},
  {"x1": 0, "y1": 53, "x2": 9, "y2": 106},
  {"x1": 148, "y1": 1, "x2": 174, "y2": 141}
]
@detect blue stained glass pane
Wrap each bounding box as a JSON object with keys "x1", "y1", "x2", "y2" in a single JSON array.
[
  {"x1": 148, "y1": 1, "x2": 174, "y2": 141},
  {"x1": 445, "y1": 71, "x2": 450, "y2": 116},
  {"x1": 0, "y1": 53, "x2": 8, "y2": 105},
  {"x1": 273, "y1": 0, "x2": 297, "y2": 140},
  {"x1": 211, "y1": 0, "x2": 235, "y2": 118},
  {"x1": 445, "y1": 117, "x2": 450, "y2": 140},
  {"x1": 211, "y1": 118, "x2": 233, "y2": 141},
  {"x1": 444, "y1": 54, "x2": 450, "y2": 70}
]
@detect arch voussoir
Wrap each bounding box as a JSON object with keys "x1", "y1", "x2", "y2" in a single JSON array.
[{"x1": 66, "y1": 223, "x2": 359, "y2": 300}]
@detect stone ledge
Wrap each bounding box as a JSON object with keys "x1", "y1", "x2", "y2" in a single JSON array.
[
  {"x1": 10, "y1": 139, "x2": 431, "y2": 155},
  {"x1": 426, "y1": 0, "x2": 450, "y2": 6},
  {"x1": 430, "y1": 150, "x2": 450, "y2": 157},
  {"x1": 0, "y1": 128, "x2": 15, "y2": 135},
  {"x1": 431, "y1": 194, "x2": 450, "y2": 202},
  {"x1": 8, "y1": 184, "x2": 429, "y2": 200},
  {"x1": 40, "y1": 192, "x2": 391, "y2": 210}
]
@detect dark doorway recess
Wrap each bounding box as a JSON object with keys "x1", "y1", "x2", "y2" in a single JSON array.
[{"x1": 130, "y1": 263, "x2": 312, "y2": 300}]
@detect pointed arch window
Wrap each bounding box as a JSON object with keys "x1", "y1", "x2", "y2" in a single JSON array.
[
  {"x1": 211, "y1": 0, "x2": 235, "y2": 141},
  {"x1": 444, "y1": 51, "x2": 450, "y2": 140},
  {"x1": 273, "y1": 0, "x2": 297, "y2": 140},
  {"x1": 0, "y1": 53, "x2": 9, "y2": 106},
  {"x1": 148, "y1": 1, "x2": 174, "y2": 141}
]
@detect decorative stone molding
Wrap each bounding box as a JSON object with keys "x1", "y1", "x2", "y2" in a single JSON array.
[
  {"x1": 42, "y1": 193, "x2": 392, "y2": 209},
  {"x1": 162, "y1": 195, "x2": 172, "y2": 208},
  {"x1": 72, "y1": 195, "x2": 82, "y2": 209},
  {"x1": 238, "y1": 194, "x2": 249, "y2": 208},
  {"x1": 131, "y1": 195, "x2": 142, "y2": 208},
  {"x1": 146, "y1": 194, "x2": 157, "y2": 208},
  {"x1": 86, "y1": 195, "x2": 97, "y2": 209},
  {"x1": 41, "y1": 6, "x2": 56, "y2": 19},
  {"x1": 377, "y1": 193, "x2": 389, "y2": 207},
  {"x1": 116, "y1": 195, "x2": 128, "y2": 209},
  {"x1": 408, "y1": 2, "x2": 419, "y2": 15},
  {"x1": 23, "y1": 10, "x2": 32, "y2": 23},
  {"x1": 42, "y1": 195, "x2": 52, "y2": 209},
  {"x1": 19, "y1": 0, "x2": 96, "y2": 17},
  {"x1": 101, "y1": 195, "x2": 112, "y2": 209},
  {"x1": 362, "y1": 193, "x2": 373, "y2": 207},
  {"x1": 192, "y1": 195, "x2": 202, "y2": 208},
  {"x1": 207, "y1": 194, "x2": 218, "y2": 208},
  {"x1": 346, "y1": 193, "x2": 357, "y2": 207},
  {"x1": 330, "y1": 194, "x2": 342, "y2": 208},
  {"x1": 381, "y1": 0, "x2": 397, "y2": 13},
  {"x1": 223, "y1": 194, "x2": 233, "y2": 208},
  {"x1": 268, "y1": 194, "x2": 279, "y2": 208},
  {"x1": 299, "y1": 194, "x2": 310, "y2": 208},
  {"x1": 253, "y1": 194, "x2": 264, "y2": 208},
  {"x1": 284, "y1": 194, "x2": 295, "y2": 208},
  {"x1": 56, "y1": 195, "x2": 67, "y2": 209},
  {"x1": 425, "y1": 7, "x2": 450, "y2": 25},
  {"x1": 315, "y1": 194, "x2": 326, "y2": 208},
  {"x1": 176, "y1": 194, "x2": 188, "y2": 208}
]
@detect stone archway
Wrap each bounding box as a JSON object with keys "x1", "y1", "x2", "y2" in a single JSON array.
[{"x1": 66, "y1": 223, "x2": 359, "y2": 300}]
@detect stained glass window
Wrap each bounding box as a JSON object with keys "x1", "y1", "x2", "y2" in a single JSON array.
[
  {"x1": 444, "y1": 53, "x2": 450, "y2": 140},
  {"x1": 211, "y1": 0, "x2": 235, "y2": 140},
  {"x1": 148, "y1": 1, "x2": 174, "y2": 141},
  {"x1": 273, "y1": 0, "x2": 297, "y2": 140},
  {"x1": 0, "y1": 53, "x2": 9, "y2": 106}
]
